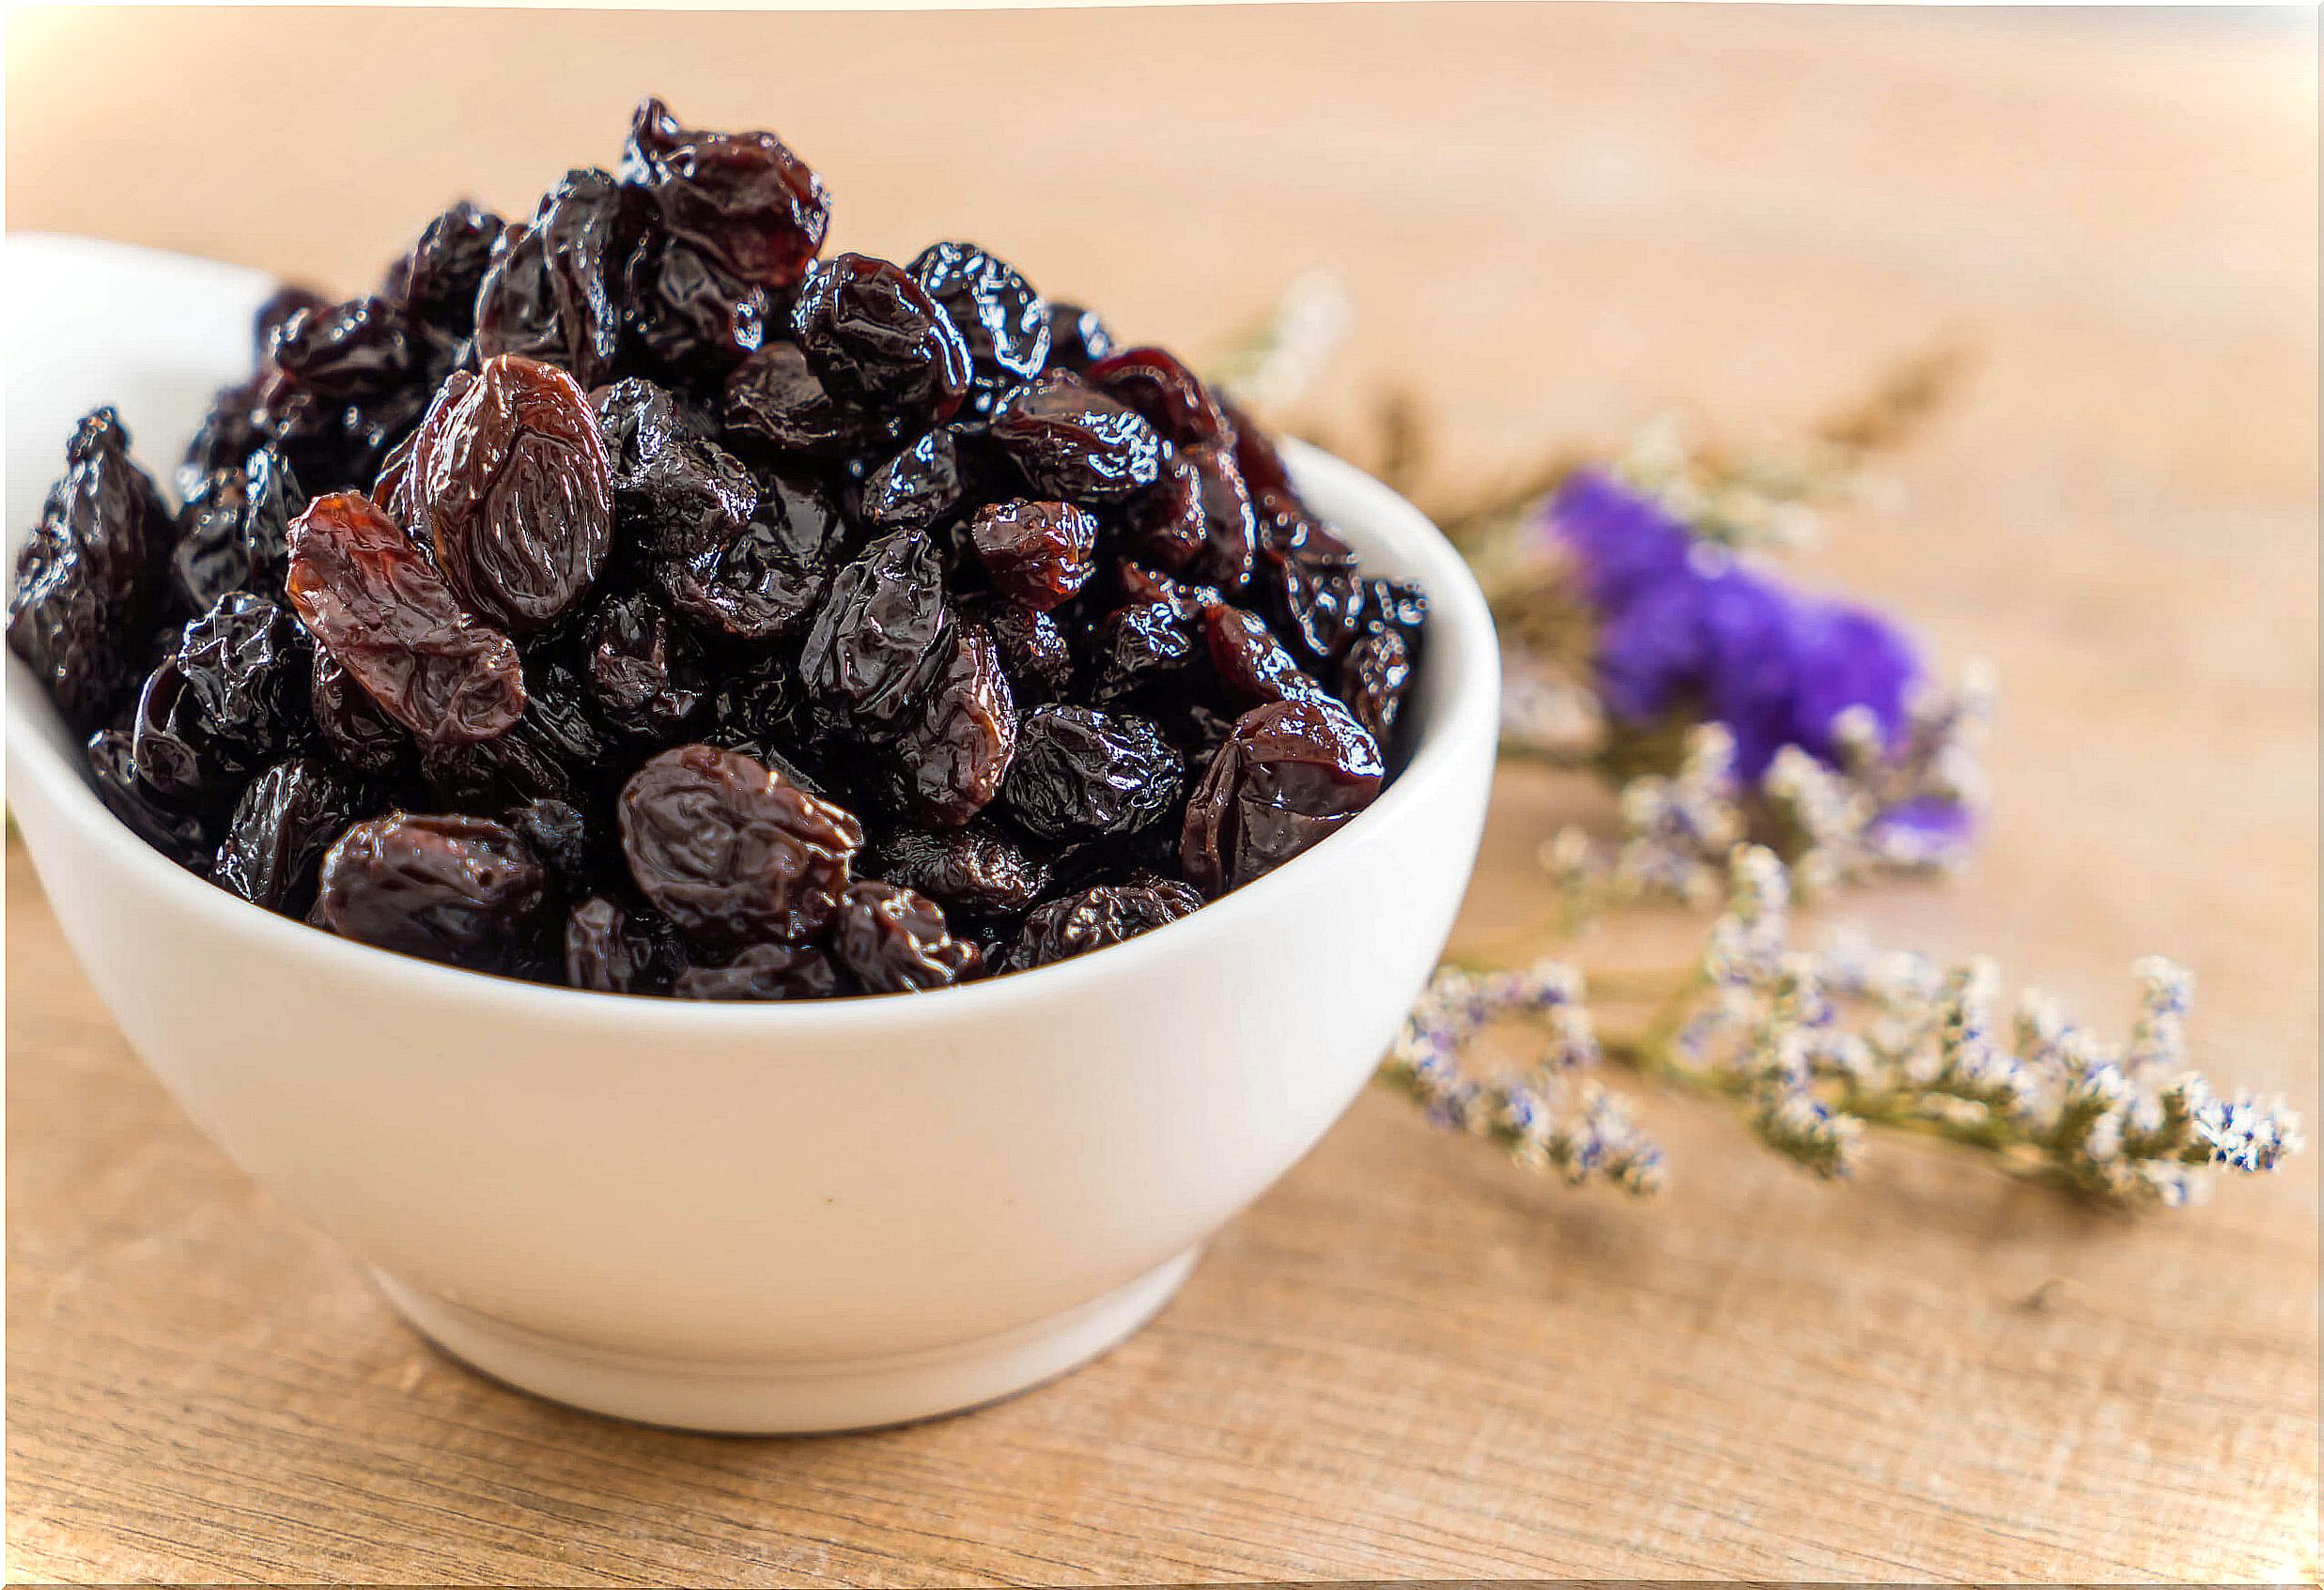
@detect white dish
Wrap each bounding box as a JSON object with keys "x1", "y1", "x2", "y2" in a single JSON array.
[{"x1": 4, "y1": 232, "x2": 1501, "y2": 1432}]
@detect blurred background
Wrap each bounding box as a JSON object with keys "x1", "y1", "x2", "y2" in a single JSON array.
[{"x1": 8, "y1": 6, "x2": 2317, "y2": 1581}]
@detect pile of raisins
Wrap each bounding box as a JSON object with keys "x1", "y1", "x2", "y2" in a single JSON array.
[{"x1": 8, "y1": 99, "x2": 1422, "y2": 999}]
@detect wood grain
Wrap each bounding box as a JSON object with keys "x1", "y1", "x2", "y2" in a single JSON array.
[{"x1": 6, "y1": 5, "x2": 2316, "y2": 1582}]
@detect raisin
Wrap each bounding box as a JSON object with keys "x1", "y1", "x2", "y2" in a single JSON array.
[
  {"x1": 722, "y1": 343, "x2": 884, "y2": 457},
  {"x1": 908, "y1": 241, "x2": 1049, "y2": 404},
  {"x1": 381, "y1": 200, "x2": 505, "y2": 334},
  {"x1": 799, "y1": 530, "x2": 954, "y2": 732},
  {"x1": 85, "y1": 728, "x2": 212, "y2": 870},
  {"x1": 674, "y1": 941, "x2": 842, "y2": 1001},
  {"x1": 397, "y1": 354, "x2": 612, "y2": 631},
  {"x1": 831, "y1": 881, "x2": 981, "y2": 993},
  {"x1": 1002, "y1": 704, "x2": 1183, "y2": 843},
  {"x1": 618, "y1": 743, "x2": 863, "y2": 947},
  {"x1": 1088, "y1": 603, "x2": 1200, "y2": 705},
  {"x1": 967, "y1": 499, "x2": 1095, "y2": 611},
  {"x1": 1114, "y1": 560, "x2": 1222, "y2": 622},
  {"x1": 1045, "y1": 302, "x2": 1113, "y2": 373},
  {"x1": 1202, "y1": 601, "x2": 1319, "y2": 707},
  {"x1": 862, "y1": 427, "x2": 966, "y2": 534},
  {"x1": 131, "y1": 593, "x2": 312, "y2": 806},
  {"x1": 657, "y1": 465, "x2": 846, "y2": 644},
  {"x1": 213, "y1": 756, "x2": 369, "y2": 915},
  {"x1": 317, "y1": 811, "x2": 548, "y2": 971},
  {"x1": 988, "y1": 371, "x2": 1162, "y2": 503},
  {"x1": 9, "y1": 409, "x2": 172, "y2": 730},
  {"x1": 622, "y1": 234, "x2": 767, "y2": 374},
  {"x1": 583, "y1": 590, "x2": 708, "y2": 738},
  {"x1": 594, "y1": 377, "x2": 758, "y2": 559},
  {"x1": 1123, "y1": 455, "x2": 1205, "y2": 572},
  {"x1": 621, "y1": 97, "x2": 829, "y2": 288},
  {"x1": 285, "y1": 491, "x2": 526, "y2": 746},
  {"x1": 1180, "y1": 696, "x2": 1384, "y2": 896},
  {"x1": 255, "y1": 285, "x2": 332, "y2": 355},
  {"x1": 473, "y1": 169, "x2": 630, "y2": 388},
  {"x1": 1255, "y1": 516, "x2": 1369, "y2": 666},
  {"x1": 310, "y1": 648, "x2": 412, "y2": 779},
  {"x1": 565, "y1": 895, "x2": 686, "y2": 995},
  {"x1": 171, "y1": 445, "x2": 305, "y2": 617},
  {"x1": 999, "y1": 878, "x2": 1201, "y2": 972},
  {"x1": 792, "y1": 254, "x2": 971, "y2": 422},
  {"x1": 1182, "y1": 441, "x2": 1258, "y2": 592},
  {"x1": 179, "y1": 378, "x2": 270, "y2": 500},
  {"x1": 1363, "y1": 577, "x2": 1430, "y2": 654},
  {"x1": 865, "y1": 823, "x2": 1052, "y2": 916},
  {"x1": 1339, "y1": 625, "x2": 1413, "y2": 745},
  {"x1": 505, "y1": 796, "x2": 597, "y2": 884},
  {"x1": 419, "y1": 660, "x2": 610, "y2": 810},
  {"x1": 269, "y1": 296, "x2": 431, "y2": 405},
  {"x1": 1088, "y1": 347, "x2": 1230, "y2": 450},
  {"x1": 974, "y1": 597, "x2": 1074, "y2": 705},
  {"x1": 887, "y1": 625, "x2": 1016, "y2": 828}
]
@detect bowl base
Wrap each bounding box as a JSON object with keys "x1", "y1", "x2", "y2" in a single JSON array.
[{"x1": 372, "y1": 1249, "x2": 1200, "y2": 1434}]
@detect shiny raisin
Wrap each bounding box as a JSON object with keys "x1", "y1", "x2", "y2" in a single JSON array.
[
  {"x1": 1044, "y1": 302, "x2": 1113, "y2": 373},
  {"x1": 8, "y1": 409, "x2": 173, "y2": 730},
  {"x1": 799, "y1": 530, "x2": 954, "y2": 732},
  {"x1": 1202, "y1": 601, "x2": 1320, "y2": 707},
  {"x1": 131, "y1": 593, "x2": 312, "y2": 805},
  {"x1": 1339, "y1": 625, "x2": 1413, "y2": 745},
  {"x1": 1002, "y1": 704, "x2": 1183, "y2": 843},
  {"x1": 269, "y1": 295, "x2": 431, "y2": 405},
  {"x1": 999, "y1": 878, "x2": 1202, "y2": 972},
  {"x1": 887, "y1": 625, "x2": 1017, "y2": 828},
  {"x1": 674, "y1": 942, "x2": 842, "y2": 1001},
  {"x1": 988, "y1": 371, "x2": 1162, "y2": 503},
  {"x1": 382, "y1": 200, "x2": 505, "y2": 334},
  {"x1": 310, "y1": 648, "x2": 413, "y2": 779},
  {"x1": 565, "y1": 895, "x2": 686, "y2": 995},
  {"x1": 862, "y1": 427, "x2": 966, "y2": 535},
  {"x1": 399, "y1": 354, "x2": 612, "y2": 631},
  {"x1": 85, "y1": 727, "x2": 212, "y2": 870},
  {"x1": 317, "y1": 811, "x2": 548, "y2": 971},
  {"x1": 171, "y1": 445, "x2": 305, "y2": 617},
  {"x1": 583, "y1": 590, "x2": 708, "y2": 738},
  {"x1": 967, "y1": 499, "x2": 1095, "y2": 611},
  {"x1": 618, "y1": 743, "x2": 863, "y2": 947},
  {"x1": 831, "y1": 880, "x2": 981, "y2": 993},
  {"x1": 1180, "y1": 696, "x2": 1384, "y2": 896},
  {"x1": 213, "y1": 756, "x2": 369, "y2": 915},
  {"x1": 722, "y1": 343, "x2": 884, "y2": 457},
  {"x1": 1088, "y1": 347, "x2": 1230, "y2": 450},
  {"x1": 419, "y1": 660, "x2": 610, "y2": 810},
  {"x1": 1088, "y1": 603, "x2": 1200, "y2": 705},
  {"x1": 865, "y1": 823, "x2": 1052, "y2": 916},
  {"x1": 792, "y1": 254, "x2": 971, "y2": 422},
  {"x1": 908, "y1": 241, "x2": 1049, "y2": 403},
  {"x1": 473, "y1": 169, "x2": 629, "y2": 387},
  {"x1": 657, "y1": 465, "x2": 846, "y2": 644},
  {"x1": 978, "y1": 598, "x2": 1074, "y2": 704},
  {"x1": 621, "y1": 97, "x2": 829, "y2": 288},
  {"x1": 594, "y1": 377, "x2": 758, "y2": 559},
  {"x1": 285, "y1": 491, "x2": 526, "y2": 746}
]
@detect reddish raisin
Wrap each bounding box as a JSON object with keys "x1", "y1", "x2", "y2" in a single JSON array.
[
  {"x1": 887, "y1": 625, "x2": 1017, "y2": 828},
  {"x1": 317, "y1": 812, "x2": 549, "y2": 971},
  {"x1": 967, "y1": 499, "x2": 1096, "y2": 611},
  {"x1": 621, "y1": 97, "x2": 829, "y2": 289},
  {"x1": 1180, "y1": 696, "x2": 1384, "y2": 896},
  {"x1": 1087, "y1": 347, "x2": 1230, "y2": 449}
]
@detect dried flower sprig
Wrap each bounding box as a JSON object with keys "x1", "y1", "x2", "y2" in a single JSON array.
[
  {"x1": 1208, "y1": 284, "x2": 2295, "y2": 1211},
  {"x1": 1409, "y1": 846, "x2": 2301, "y2": 1206}
]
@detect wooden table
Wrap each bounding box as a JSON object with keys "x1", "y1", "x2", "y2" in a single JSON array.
[{"x1": 7, "y1": 6, "x2": 2316, "y2": 1582}]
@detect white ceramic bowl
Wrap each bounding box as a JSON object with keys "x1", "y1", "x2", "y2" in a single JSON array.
[{"x1": 4, "y1": 235, "x2": 1500, "y2": 1432}]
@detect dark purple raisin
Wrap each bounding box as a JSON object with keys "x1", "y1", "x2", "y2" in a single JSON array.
[
  {"x1": 617, "y1": 743, "x2": 863, "y2": 948},
  {"x1": 131, "y1": 593, "x2": 312, "y2": 806},
  {"x1": 1180, "y1": 696, "x2": 1384, "y2": 896},
  {"x1": 418, "y1": 660, "x2": 610, "y2": 810},
  {"x1": 831, "y1": 880, "x2": 981, "y2": 993},
  {"x1": 658, "y1": 465, "x2": 847, "y2": 644},
  {"x1": 792, "y1": 253, "x2": 971, "y2": 422},
  {"x1": 310, "y1": 648, "x2": 413, "y2": 779},
  {"x1": 722, "y1": 343, "x2": 885, "y2": 457},
  {"x1": 886, "y1": 625, "x2": 1017, "y2": 828},
  {"x1": 864, "y1": 823, "x2": 1052, "y2": 916},
  {"x1": 978, "y1": 598, "x2": 1075, "y2": 704},
  {"x1": 213, "y1": 756, "x2": 370, "y2": 915},
  {"x1": 1087, "y1": 347, "x2": 1230, "y2": 450},
  {"x1": 620, "y1": 96, "x2": 829, "y2": 289},
  {"x1": 1202, "y1": 602, "x2": 1320, "y2": 707},
  {"x1": 862, "y1": 426, "x2": 966, "y2": 534},
  {"x1": 1045, "y1": 302, "x2": 1113, "y2": 374},
  {"x1": 621, "y1": 233, "x2": 768, "y2": 375},
  {"x1": 1002, "y1": 704, "x2": 1183, "y2": 843},
  {"x1": 1088, "y1": 603, "x2": 1200, "y2": 705},
  {"x1": 988, "y1": 371, "x2": 1162, "y2": 504},
  {"x1": 269, "y1": 295, "x2": 430, "y2": 405},
  {"x1": 583, "y1": 590, "x2": 709, "y2": 739},
  {"x1": 1000, "y1": 879, "x2": 1201, "y2": 973},
  {"x1": 171, "y1": 445, "x2": 306, "y2": 618},
  {"x1": 473, "y1": 169, "x2": 630, "y2": 388},
  {"x1": 8, "y1": 409, "x2": 173, "y2": 731},
  {"x1": 381, "y1": 200, "x2": 505, "y2": 334},
  {"x1": 85, "y1": 727, "x2": 212, "y2": 870},
  {"x1": 908, "y1": 241, "x2": 1049, "y2": 403},
  {"x1": 504, "y1": 796, "x2": 596, "y2": 885},
  {"x1": 255, "y1": 285, "x2": 332, "y2": 355},
  {"x1": 1338, "y1": 625, "x2": 1413, "y2": 745},
  {"x1": 674, "y1": 941, "x2": 843, "y2": 1001},
  {"x1": 317, "y1": 811, "x2": 548, "y2": 972},
  {"x1": 565, "y1": 895, "x2": 685, "y2": 995},
  {"x1": 594, "y1": 377, "x2": 758, "y2": 560},
  {"x1": 798, "y1": 531, "x2": 954, "y2": 733}
]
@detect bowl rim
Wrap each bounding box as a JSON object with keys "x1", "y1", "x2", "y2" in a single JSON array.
[{"x1": 8, "y1": 397, "x2": 1500, "y2": 1036}]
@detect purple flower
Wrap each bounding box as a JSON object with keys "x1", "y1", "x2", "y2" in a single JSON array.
[{"x1": 1548, "y1": 469, "x2": 1923, "y2": 780}]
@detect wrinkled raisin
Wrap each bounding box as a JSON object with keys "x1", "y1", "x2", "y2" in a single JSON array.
[
  {"x1": 131, "y1": 593, "x2": 312, "y2": 805},
  {"x1": 621, "y1": 97, "x2": 829, "y2": 288},
  {"x1": 862, "y1": 427, "x2": 966, "y2": 534},
  {"x1": 1045, "y1": 302, "x2": 1113, "y2": 373},
  {"x1": 318, "y1": 811, "x2": 548, "y2": 971},
  {"x1": 831, "y1": 880, "x2": 981, "y2": 993},
  {"x1": 618, "y1": 743, "x2": 863, "y2": 947},
  {"x1": 285, "y1": 491, "x2": 526, "y2": 746},
  {"x1": 400, "y1": 354, "x2": 612, "y2": 631},
  {"x1": 171, "y1": 445, "x2": 305, "y2": 617},
  {"x1": 723, "y1": 343, "x2": 884, "y2": 457},
  {"x1": 978, "y1": 597, "x2": 1074, "y2": 704},
  {"x1": 565, "y1": 895, "x2": 686, "y2": 995},
  {"x1": 1339, "y1": 625, "x2": 1413, "y2": 745},
  {"x1": 419, "y1": 660, "x2": 610, "y2": 809},
  {"x1": 382, "y1": 200, "x2": 504, "y2": 334},
  {"x1": 8, "y1": 409, "x2": 172, "y2": 730},
  {"x1": 799, "y1": 530, "x2": 953, "y2": 732},
  {"x1": 866, "y1": 823, "x2": 1052, "y2": 916},
  {"x1": 1181, "y1": 696, "x2": 1384, "y2": 895},
  {"x1": 989, "y1": 371, "x2": 1161, "y2": 503},
  {"x1": 908, "y1": 241, "x2": 1049, "y2": 402},
  {"x1": 887, "y1": 625, "x2": 1016, "y2": 828},
  {"x1": 967, "y1": 499, "x2": 1095, "y2": 611},
  {"x1": 793, "y1": 253, "x2": 971, "y2": 422},
  {"x1": 1003, "y1": 704, "x2": 1183, "y2": 843},
  {"x1": 674, "y1": 941, "x2": 842, "y2": 1001},
  {"x1": 1000, "y1": 877, "x2": 1202, "y2": 972},
  {"x1": 1088, "y1": 603, "x2": 1200, "y2": 705},
  {"x1": 473, "y1": 169, "x2": 630, "y2": 387},
  {"x1": 85, "y1": 727, "x2": 212, "y2": 870},
  {"x1": 1088, "y1": 347, "x2": 1229, "y2": 450},
  {"x1": 583, "y1": 590, "x2": 707, "y2": 738},
  {"x1": 657, "y1": 465, "x2": 846, "y2": 644},
  {"x1": 1203, "y1": 601, "x2": 1319, "y2": 707},
  {"x1": 310, "y1": 648, "x2": 413, "y2": 779},
  {"x1": 213, "y1": 756, "x2": 369, "y2": 914}
]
